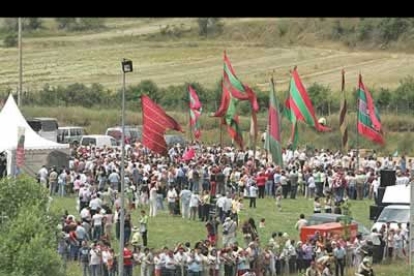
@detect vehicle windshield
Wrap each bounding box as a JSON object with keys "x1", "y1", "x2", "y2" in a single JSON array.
[
  {"x1": 377, "y1": 208, "x2": 409, "y2": 223},
  {"x1": 41, "y1": 120, "x2": 58, "y2": 131}
]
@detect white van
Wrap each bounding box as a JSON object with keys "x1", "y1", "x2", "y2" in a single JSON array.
[
  {"x1": 58, "y1": 126, "x2": 85, "y2": 145},
  {"x1": 80, "y1": 135, "x2": 117, "y2": 148},
  {"x1": 371, "y1": 205, "x2": 409, "y2": 232}
]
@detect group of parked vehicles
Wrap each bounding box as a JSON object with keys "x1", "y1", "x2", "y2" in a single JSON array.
[{"x1": 27, "y1": 117, "x2": 186, "y2": 148}]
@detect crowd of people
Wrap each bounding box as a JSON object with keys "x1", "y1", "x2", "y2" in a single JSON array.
[{"x1": 39, "y1": 142, "x2": 413, "y2": 276}]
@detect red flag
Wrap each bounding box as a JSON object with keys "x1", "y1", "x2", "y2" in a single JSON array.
[
  {"x1": 189, "y1": 86, "x2": 202, "y2": 139},
  {"x1": 141, "y1": 95, "x2": 183, "y2": 155},
  {"x1": 182, "y1": 148, "x2": 196, "y2": 161}
]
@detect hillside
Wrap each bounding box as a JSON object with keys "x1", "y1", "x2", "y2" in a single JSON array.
[{"x1": 1, "y1": 18, "x2": 414, "y2": 93}]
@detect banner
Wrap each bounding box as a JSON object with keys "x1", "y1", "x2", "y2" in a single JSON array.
[{"x1": 16, "y1": 126, "x2": 26, "y2": 172}]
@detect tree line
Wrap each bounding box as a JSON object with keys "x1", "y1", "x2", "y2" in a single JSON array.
[{"x1": 2, "y1": 75, "x2": 414, "y2": 116}]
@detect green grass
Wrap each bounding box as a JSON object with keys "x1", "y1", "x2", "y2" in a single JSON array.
[{"x1": 51, "y1": 195, "x2": 410, "y2": 276}]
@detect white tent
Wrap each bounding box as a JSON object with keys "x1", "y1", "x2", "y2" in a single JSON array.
[{"x1": 0, "y1": 95, "x2": 70, "y2": 176}]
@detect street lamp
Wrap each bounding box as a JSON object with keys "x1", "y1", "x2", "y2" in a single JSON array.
[{"x1": 119, "y1": 58, "x2": 133, "y2": 276}]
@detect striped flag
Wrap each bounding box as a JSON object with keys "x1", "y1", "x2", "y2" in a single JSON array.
[
  {"x1": 141, "y1": 95, "x2": 183, "y2": 155},
  {"x1": 188, "y1": 85, "x2": 202, "y2": 140},
  {"x1": 265, "y1": 78, "x2": 283, "y2": 166},
  {"x1": 223, "y1": 51, "x2": 259, "y2": 150},
  {"x1": 357, "y1": 74, "x2": 385, "y2": 145},
  {"x1": 284, "y1": 67, "x2": 330, "y2": 150},
  {"x1": 339, "y1": 69, "x2": 348, "y2": 152}
]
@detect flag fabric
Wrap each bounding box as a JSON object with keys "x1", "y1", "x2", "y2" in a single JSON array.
[
  {"x1": 188, "y1": 85, "x2": 202, "y2": 140},
  {"x1": 141, "y1": 95, "x2": 183, "y2": 155},
  {"x1": 16, "y1": 126, "x2": 25, "y2": 172},
  {"x1": 182, "y1": 148, "x2": 196, "y2": 161},
  {"x1": 223, "y1": 51, "x2": 258, "y2": 149},
  {"x1": 357, "y1": 75, "x2": 385, "y2": 145},
  {"x1": 339, "y1": 69, "x2": 349, "y2": 152},
  {"x1": 212, "y1": 81, "x2": 244, "y2": 149},
  {"x1": 284, "y1": 67, "x2": 330, "y2": 149},
  {"x1": 265, "y1": 78, "x2": 283, "y2": 167}
]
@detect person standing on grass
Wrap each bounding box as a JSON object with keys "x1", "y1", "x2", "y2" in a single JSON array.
[
  {"x1": 123, "y1": 243, "x2": 134, "y2": 276},
  {"x1": 91, "y1": 207, "x2": 104, "y2": 241},
  {"x1": 249, "y1": 183, "x2": 258, "y2": 209},
  {"x1": 289, "y1": 167, "x2": 299, "y2": 199},
  {"x1": 307, "y1": 173, "x2": 316, "y2": 199},
  {"x1": 275, "y1": 181, "x2": 283, "y2": 212},
  {"x1": 89, "y1": 243, "x2": 101, "y2": 276},
  {"x1": 333, "y1": 241, "x2": 346, "y2": 276},
  {"x1": 149, "y1": 183, "x2": 158, "y2": 217},
  {"x1": 167, "y1": 186, "x2": 178, "y2": 216},
  {"x1": 79, "y1": 240, "x2": 90, "y2": 276},
  {"x1": 201, "y1": 190, "x2": 211, "y2": 222},
  {"x1": 280, "y1": 170, "x2": 289, "y2": 199},
  {"x1": 256, "y1": 169, "x2": 267, "y2": 199},
  {"x1": 265, "y1": 165, "x2": 275, "y2": 197},
  {"x1": 273, "y1": 168, "x2": 281, "y2": 198},
  {"x1": 180, "y1": 185, "x2": 192, "y2": 219},
  {"x1": 190, "y1": 192, "x2": 201, "y2": 221},
  {"x1": 49, "y1": 167, "x2": 58, "y2": 196},
  {"x1": 139, "y1": 210, "x2": 149, "y2": 247}
]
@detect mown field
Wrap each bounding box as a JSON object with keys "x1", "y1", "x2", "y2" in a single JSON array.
[
  {"x1": 51, "y1": 196, "x2": 410, "y2": 276},
  {"x1": 1, "y1": 18, "x2": 414, "y2": 93}
]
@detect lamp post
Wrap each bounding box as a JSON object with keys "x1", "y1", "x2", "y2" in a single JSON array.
[{"x1": 119, "y1": 58, "x2": 133, "y2": 276}]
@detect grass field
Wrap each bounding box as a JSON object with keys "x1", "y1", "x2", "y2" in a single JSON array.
[
  {"x1": 1, "y1": 18, "x2": 414, "y2": 93},
  {"x1": 51, "y1": 195, "x2": 410, "y2": 276}
]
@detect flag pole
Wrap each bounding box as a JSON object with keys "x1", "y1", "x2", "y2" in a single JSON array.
[{"x1": 356, "y1": 73, "x2": 361, "y2": 170}]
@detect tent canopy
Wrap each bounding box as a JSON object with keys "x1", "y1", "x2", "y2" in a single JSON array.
[{"x1": 0, "y1": 94, "x2": 69, "y2": 151}]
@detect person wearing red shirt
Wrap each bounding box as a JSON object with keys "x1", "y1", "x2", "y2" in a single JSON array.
[
  {"x1": 123, "y1": 243, "x2": 133, "y2": 276},
  {"x1": 255, "y1": 169, "x2": 267, "y2": 199},
  {"x1": 265, "y1": 165, "x2": 275, "y2": 197}
]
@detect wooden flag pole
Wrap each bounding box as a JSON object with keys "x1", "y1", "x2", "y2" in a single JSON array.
[{"x1": 356, "y1": 73, "x2": 361, "y2": 170}]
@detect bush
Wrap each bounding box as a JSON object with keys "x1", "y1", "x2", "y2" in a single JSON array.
[
  {"x1": 3, "y1": 33, "x2": 17, "y2": 47},
  {"x1": 197, "y1": 18, "x2": 223, "y2": 37},
  {"x1": 0, "y1": 176, "x2": 63, "y2": 276}
]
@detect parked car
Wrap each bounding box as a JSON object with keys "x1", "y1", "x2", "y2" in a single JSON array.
[
  {"x1": 57, "y1": 126, "x2": 86, "y2": 145},
  {"x1": 27, "y1": 117, "x2": 59, "y2": 142},
  {"x1": 80, "y1": 135, "x2": 117, "y2": 148},
  {"x1": 165, "y1": 134, "x2": 187, "y2": 147},
  {"x1": 307, "y1": 213, "x2": 371, "y2": 238},
  {"x1": 371, "y1": 205, "x2": 409, "y2": 232},
  {"x1": 105, "y1": 126, "x2": 142, "y2": 145}
]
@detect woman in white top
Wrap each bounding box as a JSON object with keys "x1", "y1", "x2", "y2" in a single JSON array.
[{"x1": 149, "y1": 184, "x2": 158, "y2": 217}]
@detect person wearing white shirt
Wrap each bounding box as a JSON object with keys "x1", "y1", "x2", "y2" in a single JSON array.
[
  {"x1": 91, "y1": 209, "x2": 104, "y2": 240},
  {"x1": 215, "y1": 195, "x2": 226, "y2": 222},
  {"x1": 307, "y1": 175, "x2": 316, "y2": 198},
  {"x1": 89, "y1": 195, "x2": 102, "y2": 216},
  {"x1": 167, "y1": 187, "x2": 178, "y2": 215},
  {"x1": 37, "y1": 165, "x2": 48, "y2": 188},
  {"x1": 189, "y1": 193, "x2": 201, "y2": 220},
  {"x1": 149, "y1": 185, "x2": 158, "y2": 217}
]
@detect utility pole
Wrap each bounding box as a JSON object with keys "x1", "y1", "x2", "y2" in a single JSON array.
[
  {"x1": 18, "y1": 17, "x2": 23, "y2": 107},
  {"x1": 119, "y1": 58, "x2": 133, "y2": 276}
]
